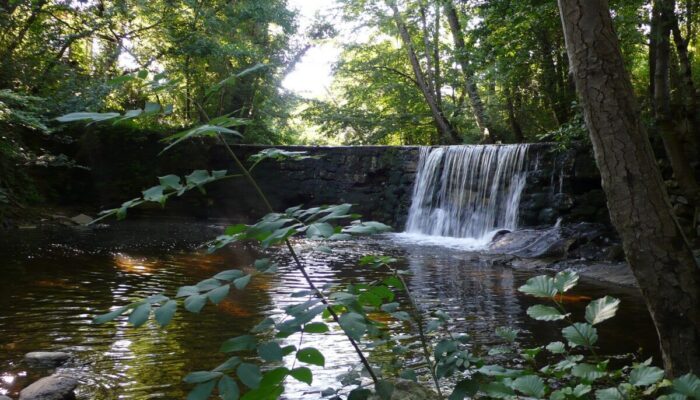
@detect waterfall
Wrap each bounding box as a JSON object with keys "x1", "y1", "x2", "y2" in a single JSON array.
[{"x1": 405, "y1": 144, "x2": 530, "y2": 240}]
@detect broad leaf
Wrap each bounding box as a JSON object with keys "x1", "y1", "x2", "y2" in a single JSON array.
[
  {"x1": 220, "y1": 335, "x2": 256, "y2": 353},
  {"x1": 154, "y1": 300, "x2": 177, "y2": 327},
  {"x1": 672, "y1": 374, "x2": 700, "y2": 398},
  {"x1": 512, "y1": 375, "x2": 546, "y2": 398},
  {"x1": 629, "y1": 365, "x2": 665, "y2": 386},
  {"x1": 554, "y1": 270, "x2": 579, "y2": 293},
  {"x1": 527, "y1": 305, "x2": 567, "y2": 321},
  {"x1": 546, "y1": 341, "x2": 566, "y2": 354},
  {"x1": 236, "y1": 363, "x2": 262, "y2": 389},
  {"x1": 562, "y1": 323, "x2": 598, "y2": 348},
  {"x1": 183, "y1": 371, "x2": 222, "y2": 384},
  {"x1": 290, "y1": 367, "x2": 313, "y2": 385},
  {"x1": 257, "y1": 341, "x2": 283, "y2": 362},
  {"x1": 128, "y1": 303, "x2": 151, "y2": 327},
  {"x1": 585, "y1": 296, "x2": 620, "y2": 325},
  {"x1": 218, "y1": 375, "x2": 239, "y2": 400},
  {"x1": 518, "y1": 276, "x2": 558, "y2": 298},
  {"x1": 296, "y1": 347, "x2": 325, "y2": 367}
]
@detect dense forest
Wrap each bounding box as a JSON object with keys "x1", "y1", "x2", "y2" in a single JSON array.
[
  {"x1": 1, "y1": 0, "x2": 699, "y2": 201},
  {"x1": 2, "y1": 1, "x2": 700, "y2": 399}
]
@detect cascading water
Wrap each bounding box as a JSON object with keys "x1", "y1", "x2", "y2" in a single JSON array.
[{"x1": 405, "y1": 144, "x2": 530, "y2": 240}]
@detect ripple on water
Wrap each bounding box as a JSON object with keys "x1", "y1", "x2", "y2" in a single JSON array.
[{"x1": 0, "y1": 221, "x2": 658, "y2": 399}]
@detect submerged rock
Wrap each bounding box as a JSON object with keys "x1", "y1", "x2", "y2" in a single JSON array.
[
  {"x1": 24, "y1": 352, "x2": 70, "y2": 368},
  {"x1": 368, "y1": 379, "x2": 439, "y2": 400},
  {"x1": 18, "y1": 375, "x2": 77, "y2": 400}
]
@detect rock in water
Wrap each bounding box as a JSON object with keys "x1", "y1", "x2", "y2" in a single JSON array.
[
  {"x1": 368, "y1": 379, "x2": 439, "y2": 400},
  {"x1": 24, "y1": 352, "x2": 70, "y2": 368},
  {"x1": 19, "y1": 375, "x2": 77, "y2": 400}
]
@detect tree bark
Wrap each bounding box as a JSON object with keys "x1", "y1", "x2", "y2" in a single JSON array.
[
  {"x1": 506, "y1": 85, "x2": 525, "y2": 142},
  {"x1": 387, "y1": 0, "x2": 459, "y2": 144},
  {"x1": 558, "y1": 0, "x2": 700, "y2": 376},
  {"x1": 653, "y1": 0, "x2": 700, "y2": 204},
  {"x1": 444, "y1": 0, "x2": 494, "y2": 143}
]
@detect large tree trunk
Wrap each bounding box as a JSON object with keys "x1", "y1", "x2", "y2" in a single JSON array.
[
  {"x1": 558, "y1": 0, "x2": 700, "y2": 376},
  {"x1": 444, "y1": 0, "x2": 494, "y2": 143},
  {"x1": 388, "y1": 0, "x2": 459, "y2": 144}
]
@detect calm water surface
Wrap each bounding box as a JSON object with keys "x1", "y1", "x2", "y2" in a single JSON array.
[{"x1": 0, "y1": 220, "x2": 658, "y2": 399}]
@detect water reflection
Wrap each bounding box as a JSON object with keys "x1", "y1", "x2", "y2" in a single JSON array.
[{"x1": 0, "y1": 221, "x2": 658, "y2": 399}]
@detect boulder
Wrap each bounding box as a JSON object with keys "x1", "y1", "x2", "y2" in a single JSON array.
[
  {"x1": 368, "y1": 379, "x2": 440, "y2": 400},
  {"x1": 18, "y1": 375, "x2": 77, "y2": 400},
  {"x1": 24, "y1": 352, "x2": 70, "y2": 368},
  {"x1": 0, "y1": 395, "x2": 14, "y2": 400}
]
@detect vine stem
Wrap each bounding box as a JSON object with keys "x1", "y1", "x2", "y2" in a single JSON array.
[
  {"x1": 385, "y1": 264, "x2": 443, "y2": 398},
  {"x1": 216, "y1": 133, "x2": 380, "y2": 385}
]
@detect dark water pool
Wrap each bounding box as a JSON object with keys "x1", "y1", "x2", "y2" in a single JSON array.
[{"x1": 0, "y1": 220, "x2": 658, "y2": 399}]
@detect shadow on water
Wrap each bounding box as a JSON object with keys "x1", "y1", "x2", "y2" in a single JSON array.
[{"x1": 0, "y1": 220, "x2": 658, "y2": 399}]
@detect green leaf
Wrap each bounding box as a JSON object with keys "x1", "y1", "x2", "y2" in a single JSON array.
[
  {"x1": 94, "y1": 305, "x2": 129, "y2": 324},
  {"x1": 449, "y1": 379, "x2": 479, "y2": 399},
  {"x1": 137, "y1": 70, "x2": 149, "y2": 79},
  {"x1": 177, "y1": 286, "x2": 199, "y2": 298},
  {"x1": 234, "y1": 275, "x2": 252, "y2": 290},
  {"x1": 183, "y1": 371, "x2": 223, "y2": 384},
  {"x1": 518, "y1": 275, "x2": 558, "y2": 298},
  {"x1": 304, "y1": 322, "x2": 329, "y2": 333},
  {"x1": 144, "y1": 101, "x2": 160, "y2": 113},
  {"x1": 339, "y1": 312, "x2": 367, "y2": 339},
  {"x1": 391, "y1": 311, "x2": 411, "y2": 321},
  {"x1": 629, "y1": 365, "x2": 665, "y2": 386},
  {"x1": 213, "y1": 356, "x2": 241, "y2": 372},
  {"x1": 546, "y1": 341, "x2": 566, "y2": 354},
  {"x1": 595, "y1": 387, "x2": 624, "y2": 400},
  {"x1": 158, "y1": 175, "x2": 182, "y2": 190},
  {"x1": 296, "y1": 347, "x2": 325, "y2": 367},
  {"x1": 208, "y1": 284, "x2": 230, "y2": 305},
  {"x1": 527, "y1": 305, "x2": 568, "y2": 321},
  {"x1": 376, "y1": 380, "x2": 395, "y2": 400},
  {"x1": 260, "y1": 367, "x2": 289, "y2": 387},
  {"x1": 672, "y1": 373, "x2": 700, "y2": 398},
  {"x1": 220, "y1": 335, "x2": 256, "y2": 353},
  {"x1": 512, "y1": 375, "x2": 546, "y2": 398},
  {"x1": 142, "y1": 185, "x2": 165, "y2": 204},
  {"x1": 128, "y1": 303, "x2": 151, "y2": 327},
  {"x1": 160, "y1": 125, "x2": 242, "y2": 154},
  {"x1": 184, "y1": 294, "x2": 208, "y2": 313},
  {"x1": 154, "y1": 300, "x2": 177, "y2": 327},
  {"x1": 236, "y1": 363, "x2": 262, "y2": 389},
  {"x1": 482, "y1": 381, "x2": 516, "y2": 398},
  {"x1": 400, "y1": 369, "x2": 418, "y2": 382},
  {"x1": 572, "y1": 363, "x2": 606, "y2": 381},
  {"x1": 290, "y1": 367, "x2": 313, "y2": 385},
  {"x1": 214, "y1": 270, "x2": 244, "y2": 281},
  {"x1": 306, "y1": 222, "x2": 335, "y2": 239},
  {"x1": 562, "y1": 323, "x2": 598, "y2": 348},
  {"x1": 348, "y1": 388, "x2": 372, "y2": 400},
  {"x1": 218, "y1": 375, "x2": 240, "y2": 400},
  {"x1": 250, "y1": 318, "x2": 275, "y2": 333},
  {"x1": 257, "y1": 341, "x2": 283, "y2": 362},
  {"x1": 554, "y1": 270, "x2": 579, "y2": 293},
  {"x1": 495, "y1": 326, "x2": 519, "y2": 343},
  {"x1": 585, "y1": 296, "x2": 621, "y2": 325},
  {"x1": 573, "y1": 384, "x2": 592, "y2": 397},
  {"x1": 56, "y1": 112, "x2": 120, "y2": 123},
  {"x1": 187, "y1": 380, "x2": 216, "y2": 400}
]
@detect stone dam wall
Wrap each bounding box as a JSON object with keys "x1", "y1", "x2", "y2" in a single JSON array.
[{"x1": 47, "y1": 131, "x2": 609, "y2": 230}]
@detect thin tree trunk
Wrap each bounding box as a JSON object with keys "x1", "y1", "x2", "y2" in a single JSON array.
[
  {"x1": 558, "y1": 0, "x2": 700, "y2": 376},
  {"x1": 433, "y1": 0, "x2": 442, "y2": 109},
  {"x1": 506, "y1": 85, "x2": 524, "y2": 142},
  {"x1": 444, "y1": 0, "x2": 494, "y2": 143},
  {"x1": 654, "y1": 0, "x2": 700, "y2": 203},
  {"x1": 419, "y1": 2, "x2": 436, "y2": 100},
  {"x1": 671, "y1": 18, "x2": 700, "y2": 160},
  {"x1": 387, "y1": 0, "x2": 459, "y2": 144}
]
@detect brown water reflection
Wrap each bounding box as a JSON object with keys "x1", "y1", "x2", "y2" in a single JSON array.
[{"x1": 0, "y1": 221, "x2": 658, "y2": 399}]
